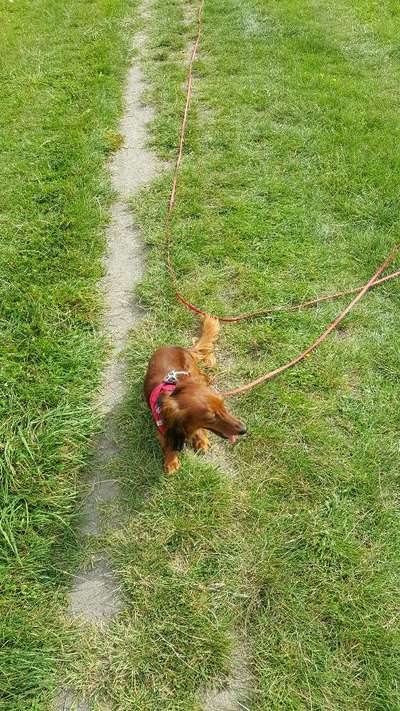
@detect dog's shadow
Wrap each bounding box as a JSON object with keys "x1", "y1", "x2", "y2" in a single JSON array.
[{"x1": 104, "y1": 382, "x2": 164, "y2": 516}]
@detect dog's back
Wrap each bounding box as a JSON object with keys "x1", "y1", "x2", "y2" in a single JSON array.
[{"x1": 144, "y1": 346, "x2": 193, "y2": 402}]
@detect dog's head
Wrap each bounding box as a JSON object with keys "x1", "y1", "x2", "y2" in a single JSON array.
[{"x1": 160, "y1": 381, "x2": 246, "y2": 451}]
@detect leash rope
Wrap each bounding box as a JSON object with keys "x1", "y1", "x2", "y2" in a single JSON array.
[
  {"x1": 223, "y1": 247, "x2": 398, "y2": 395},
  {"x1": 165, "y1": 0, "x2": 399, "y2": 395}
]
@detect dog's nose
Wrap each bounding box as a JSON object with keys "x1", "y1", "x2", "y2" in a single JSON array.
[{"x1": 239, "y1": 425, "x2": 247, "y2": 435}]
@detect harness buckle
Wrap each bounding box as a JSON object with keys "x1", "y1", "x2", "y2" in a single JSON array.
[{"x1": 163, "y1": 369, "x2": 190, "y2": 384}]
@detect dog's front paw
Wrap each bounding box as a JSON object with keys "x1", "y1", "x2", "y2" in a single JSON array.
[
  {"x1": 191, "y1": 430, "x2": 210, "y2": 453},
  {"x1": 164, "y1": 456, "x2": 180, "y2": 474}
]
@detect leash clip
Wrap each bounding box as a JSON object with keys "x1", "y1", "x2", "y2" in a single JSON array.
[{"x1": 163, "y1": 369, "x2": 190, "y2": 384}]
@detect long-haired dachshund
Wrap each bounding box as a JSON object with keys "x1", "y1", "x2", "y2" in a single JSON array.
[{"x1": 144, "y1": 317, "x2": 246, "y2": 472}]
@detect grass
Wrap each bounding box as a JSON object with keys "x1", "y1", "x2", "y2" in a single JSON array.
[
  {"x1": 74, "y1": 0, "x2": 399, "y2": 708},
  {"x1": 0, "y1": 0, "x2": 139, "y2": 707},
  {"x1": 2, "y1": 0, "x2": 400, "y2": 708}
]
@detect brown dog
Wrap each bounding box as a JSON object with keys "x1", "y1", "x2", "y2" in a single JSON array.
[{"x1": 144, "y1": 317, "x2": 246, "y2": 472}]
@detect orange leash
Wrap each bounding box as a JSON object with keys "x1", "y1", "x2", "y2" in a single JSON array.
[
  {"x1": 174, "y1": 269, "x2": 400, "y2": 323},
  {"x1": 165, "y1": 0, "x2": 399, "y2": 394},
  {"x1": 222, "y1": 247, "x2": 398, "y2": 395}
]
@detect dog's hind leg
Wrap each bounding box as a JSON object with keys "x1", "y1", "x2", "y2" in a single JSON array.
[{"x1": 190, "y1": 316, "x2": 220, "y2": 367}]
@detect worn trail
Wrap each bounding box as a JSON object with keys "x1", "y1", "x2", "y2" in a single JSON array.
[{"x1": 56, "y1": 30, "x2": 159, "y2": 710}]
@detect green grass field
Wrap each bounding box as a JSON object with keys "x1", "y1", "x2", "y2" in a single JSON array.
[
  {"x1": 0, "y1": 0, "x2": 138, "y2": 706},
  {"x1": 2, "y1": 0, "x2": 400, "y2": 708}
]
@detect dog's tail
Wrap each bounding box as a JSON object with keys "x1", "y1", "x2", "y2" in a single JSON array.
[{"x1": 190, "y1": 316, "x2": 220, "y2": 367}]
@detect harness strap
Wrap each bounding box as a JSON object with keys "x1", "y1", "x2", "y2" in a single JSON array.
[
  {"x1": 149, "y1": 382, "x2": 176, "y2": 433},
  {"x1": 149, "y1": 371, "x2": 190, "y2": 432}
]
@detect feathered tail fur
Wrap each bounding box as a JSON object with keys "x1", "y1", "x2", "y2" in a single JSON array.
[{"x1": 190, "y1": 316, "x2": 220, "y2": 367}]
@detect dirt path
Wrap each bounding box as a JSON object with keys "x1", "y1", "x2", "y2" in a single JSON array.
[
  {"x1": 56, "y1": 29, "x2": 159, "y2": 710},
  {"x1": 57, "y1": 8, "x2": 251, "y2": 709}
]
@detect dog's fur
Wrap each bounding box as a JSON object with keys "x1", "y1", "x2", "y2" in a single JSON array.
[{"x1": 144, "y1": 317, "x2": 246, "y2": 472}]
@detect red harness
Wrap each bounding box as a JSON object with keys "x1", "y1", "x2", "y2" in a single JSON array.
[
  {"x1": 149, "y1": 381, "x2": 177, "y2": 433},
  {"x1": 149, "y1": 370, "x2": 190, "y2": 433}
]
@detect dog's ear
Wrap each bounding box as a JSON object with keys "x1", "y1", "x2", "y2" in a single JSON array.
[
  {"x1": 160, "y1": 394, "x2": 187, "y2": 451},
  {"x1": 166, "y1": 423, "x2": 186, "y2": 452}
]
